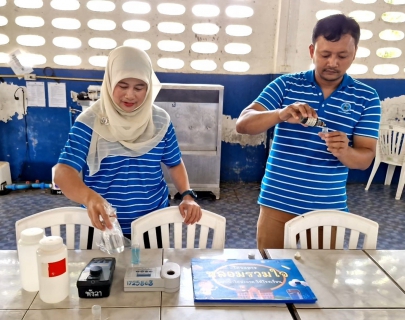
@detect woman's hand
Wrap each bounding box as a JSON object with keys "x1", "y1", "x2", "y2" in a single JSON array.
[
  {"x1": 54, "y1": 163, "x2": 113, "y2": 231},
  {"x1": 166, "y1": 160, "x2": 202, "y2": 224},
  {"x1": 179, "y1": 199, "x2": 202, "y2": 225},
  {"x1": 85, "y1": 192, "x2": 113, "y2": 230}
]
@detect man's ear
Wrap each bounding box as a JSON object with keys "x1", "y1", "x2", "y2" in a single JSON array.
[
  {"x1": 353, "y1": 46, "x2": 358, "y2": 61},
  {"x1": 309, "y1": 44, "x2": 315, "y2": 58}
]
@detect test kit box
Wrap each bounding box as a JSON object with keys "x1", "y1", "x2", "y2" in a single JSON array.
[
  {"x1": 124, "y1": 266, "x2": 165, "y2": 292},
  {"x1": 124, "y1": 262, "x2": 181, "y2": 293},
  {"x1": 77, "y1": 257, "x2": 116, "y2": 298}
]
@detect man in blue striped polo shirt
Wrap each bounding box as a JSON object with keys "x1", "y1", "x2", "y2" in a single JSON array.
[{"x1": 236, "y1": 14, "x2": 381, "y2": 250}]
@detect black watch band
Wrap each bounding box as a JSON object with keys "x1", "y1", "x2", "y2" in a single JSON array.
[{"x1": 180, "y1": 189, "x2": 197, "y2": 200}]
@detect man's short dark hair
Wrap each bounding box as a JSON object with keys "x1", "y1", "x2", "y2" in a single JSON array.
[{"x1": 312, "y1": 14, "x2": 360, "y2": 47}]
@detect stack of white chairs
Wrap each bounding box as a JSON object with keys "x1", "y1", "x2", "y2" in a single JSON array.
[{"x1": 365, "y1": 124, "x2": 405, "y2": 200}]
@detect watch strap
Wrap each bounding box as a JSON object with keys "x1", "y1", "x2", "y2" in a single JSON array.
[{"x1": 180, "y1": 189, "x2": 197, "y2": 200}]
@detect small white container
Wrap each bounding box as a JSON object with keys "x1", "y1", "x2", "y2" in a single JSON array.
[
  {"x1": 0, "y1": 162, "x2": 11, "y2": 191},
  {"x1": 92, "y1": 305, "x2": 102, "y2": 320},
  {"x1": 0, "y1": 161, "x2": 11, "y2": 184},
  {"x1": 37, "y1": 236, "x2": 69, "y2": 303},
  {"x1": 17, "y1": 228, "x2": 45, "y2": 292},
  {"x1": 51, "y1": 165, "x2": 60, "y2": 191}
]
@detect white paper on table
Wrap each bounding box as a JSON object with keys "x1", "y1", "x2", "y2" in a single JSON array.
[
  {"x1": 48, "y1": 82, "x2": 67, "y2": 108},
  {"x1": 8, "y1": 49, "x2": 34, "y2": 78},
  {"x1": 26, "y1": 82, "x2": 46, "y2": 107}
]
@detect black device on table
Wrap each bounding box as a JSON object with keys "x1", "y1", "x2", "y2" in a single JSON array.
[{"x1": 77, "y1": 257, "x2": 116, "y2": 298}]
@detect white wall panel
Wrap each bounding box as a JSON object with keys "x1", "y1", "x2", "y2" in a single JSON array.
[
  {"x1": 291, "y1": 0, "x2": 405, "y2": 78},
  {"x1": 0, "y1": 0, "x2": 278, "y2": 74}
]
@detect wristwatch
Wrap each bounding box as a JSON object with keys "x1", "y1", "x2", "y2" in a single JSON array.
[{"x1": 180, "y1": 189, "x2": 197, "y2": 200}]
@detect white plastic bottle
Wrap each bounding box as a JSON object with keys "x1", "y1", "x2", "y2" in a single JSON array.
[
  {"x1": 36, "y1": 236, "x2": 69, "y2": 303},
  {"x1": 17, "y1": 227, "x2": 45, "y2": 291}
]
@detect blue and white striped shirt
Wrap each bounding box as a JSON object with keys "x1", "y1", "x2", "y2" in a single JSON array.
[
  {"x1": 58, "y1": 121, "x2": 181, "y2": 233},
  {"x1": 255, "y1": 70, "x2": 381, "y2": 215}
]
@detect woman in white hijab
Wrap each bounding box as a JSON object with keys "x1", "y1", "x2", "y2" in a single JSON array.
[{"x1": 54, "y1": 46, "x2": 201, "y2": 236}]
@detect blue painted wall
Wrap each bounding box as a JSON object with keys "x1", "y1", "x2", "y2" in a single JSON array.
[
  {"x1": 0, "y1": 66, "x2": 403, "y2": 184},
  {"x1": 0, "y1": 68, "x2": 103, "y2": 182}
]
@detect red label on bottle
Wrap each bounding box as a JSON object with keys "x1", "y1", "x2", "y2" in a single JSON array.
[{"x1": 47, "y1": 258, "x2": 66, "y2": 277}]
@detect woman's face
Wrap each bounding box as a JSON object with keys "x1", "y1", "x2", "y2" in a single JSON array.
[{"x1": 113, "y1": 78, "x2": 147, "y2": 112}]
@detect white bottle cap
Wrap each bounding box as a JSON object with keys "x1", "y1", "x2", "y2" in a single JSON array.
[
  {"x1": 248, "y1": 252, "x2": 255, "y2": 259},
  {"x1": 39, "y1": 236, "x2": 64, "y2": 251},
  {"x1": 20, "y1": 228, "x2": 44, "y2": 244}
]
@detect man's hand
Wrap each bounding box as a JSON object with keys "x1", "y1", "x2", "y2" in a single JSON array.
[
  {"x1": 279, "y1": 102, "x2": 319, "y2": 124},
  {"x1": 319, "y1": 131, "x2": 350, "y2": 157},
  {"x1": 178, "y1": 199, "x2": 202, "y2": 225}
]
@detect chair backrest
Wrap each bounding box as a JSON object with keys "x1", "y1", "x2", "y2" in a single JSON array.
[
  {"x1": 378, "y1": 124, "x2": 405, "y2": 165},
  {"x1": 284, "y1": 210, "x2": 379, "y2": 250},
  {"x1": 15, "y1": 207, "x2": 101, "y2": 249},
  {"x1": 131, "y1": 206, "x2": 226, "y2": 249}
]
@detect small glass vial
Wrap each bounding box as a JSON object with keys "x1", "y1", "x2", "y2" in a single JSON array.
[
  {"x1": 131, "y1": 233, "x2": 141, "y2": 265},
  {"x1": 37, "y1": 236, "x2": 69, "y2": 303},
  {"x1": 18, "y1": 227, "x2": 45, "y2": 292},
  {"x1": 92, "y1": 305, "x2": 102, "y2": 320},
  {"x1": 300, "y1": 117, "x2": 326, "y2": 127}
]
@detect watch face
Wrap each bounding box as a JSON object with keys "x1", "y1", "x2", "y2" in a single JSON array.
[{"x1": 183, "y1": 189, "x2": 197, "y2": 199}]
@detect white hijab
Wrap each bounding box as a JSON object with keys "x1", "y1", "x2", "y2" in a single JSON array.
[{"x1": 77, "y1": 46, "x2": 170, "y2": 175}]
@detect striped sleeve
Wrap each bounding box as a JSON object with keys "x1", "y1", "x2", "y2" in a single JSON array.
[
  {"x1": 161, "y1": 122, "x2": 182, "y2": 167},
  {"x1": 254, "y1": 75, "x2": 287, "y2": 110},
  {"x1": 58, "y1": 121, "x2": 92, "y2": 172},
  {"x1": 353, "y1": 83, "x2": 381, "y2": 139}
]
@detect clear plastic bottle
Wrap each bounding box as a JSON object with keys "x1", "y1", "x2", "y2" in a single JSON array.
[
  {"x1": 17, "y1": 227, "x2": 45, "y2": 291},
  {"x1": 300, "y1": 117, "x2": 326, "y2": 127},
  {"x1": 100, "y1": 206, "x2": 124, "y2": 254},
  {"x1": 37, "y1": 236, "x2": 69, "y2": 303},
  {"x1": 101, "y1": 216, "x2": 124, "y2": 254}
]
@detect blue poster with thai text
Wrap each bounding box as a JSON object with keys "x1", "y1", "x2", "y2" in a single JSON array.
[{"x1": 191, "y1": 259, "x2": 317, "y2": 303}]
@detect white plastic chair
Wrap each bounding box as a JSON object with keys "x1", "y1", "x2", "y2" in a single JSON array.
[
  {"x1": 131, "y1": 206, "x2": 226, "y2": 249},
  {"x1": 284, "y1": 210, "x2": 379, "y2": 250},
  {"x1": 365, "y1": 124, "x2": 405, "y2": 200},
  {"x1": 15, "y1": 207, "x2": 101, "y2": 249}
]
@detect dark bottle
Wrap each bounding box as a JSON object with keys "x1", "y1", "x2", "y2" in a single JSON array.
[{"x1": 300, "y1": 117, "x2": 326, "y2": 127}]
